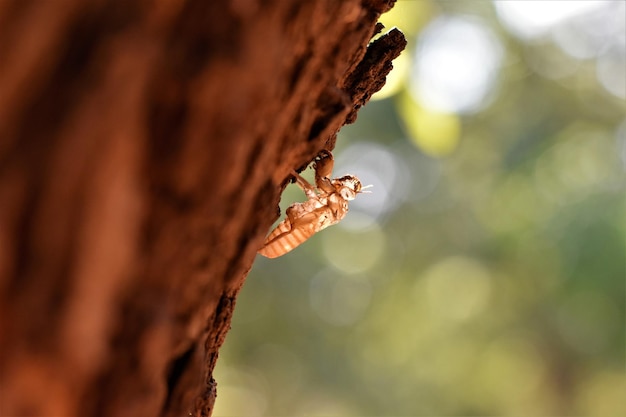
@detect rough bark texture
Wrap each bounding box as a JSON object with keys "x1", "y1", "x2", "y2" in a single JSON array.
[{"x1": 0, "y1": 1, "x2": 405, "y2": 416}]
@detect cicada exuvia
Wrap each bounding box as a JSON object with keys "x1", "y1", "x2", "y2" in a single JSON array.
[{"x1": 258, "y1": 150, "x2": 371, "y2": 258}]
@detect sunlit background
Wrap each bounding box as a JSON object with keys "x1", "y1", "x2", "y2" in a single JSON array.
[{"x1": 214, "y1": 1, "x2": 625, "y2": 415}]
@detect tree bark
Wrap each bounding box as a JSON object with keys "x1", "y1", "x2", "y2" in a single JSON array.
[{"x1": 0, "y1": 1, "x2": 405, "y2": 416}]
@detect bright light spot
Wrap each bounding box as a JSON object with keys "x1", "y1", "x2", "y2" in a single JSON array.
[
  {"x1": 321, "y1": 220, "x2": 385, "y2": 274},
  {"x1": 310, "y1": 269, "x2": 372, "y2": 326},
  {"x1": 211, "y1": 368, "x2": 268, "y2": 417},
  {"x1": 494, "y1": 1, "x2": 610, "y2": 39},
  {"x1": 338, "y1": 210, "x2": 376, "y2": 232},
  {"x1": 596, "y1": 45, "x2": 626, "y2": 99},
  {"x1": 550, "y1": 1, "x2": 620, "y2": 61},
  {"x1": 497, "y1": 0, "x2": 625, "y2": 98},
  {"x1": 533, "y1": 125, "x2": 622, "y2": 206},
  {"x1": 378, "y1": 0, "x2": 433, "y2": 38},
  {"x1": 400, "y1": 93, "x2": 461, "y2": 156},
  {"x1": 335, "y1": 142, "x2": 411, "y2": 218},
  {"x1": 553, "y1": 23, "x2": 601, "y2": 60},
  {"x1": 411, "y1": 16, "x2": 503, "y2": 114},
  {"x1": 212, "y1": 386, "x2": 267, "y2": 417},
  {"x1": 423, "y1": 256, "x2": 492, "y2": 322}
]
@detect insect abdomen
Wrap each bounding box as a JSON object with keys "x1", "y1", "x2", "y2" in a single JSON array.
[{"x1": 258, "y1": 220, "x2": 315, "y2": 258}]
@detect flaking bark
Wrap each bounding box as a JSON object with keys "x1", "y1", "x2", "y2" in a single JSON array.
[{"x1": 0, "y1": 1, "x2": 405, "y2": 415}]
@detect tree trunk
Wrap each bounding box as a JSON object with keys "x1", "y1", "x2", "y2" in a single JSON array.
[{"x1": 0, "y1": 1, "x2": 405, "y2": 416}]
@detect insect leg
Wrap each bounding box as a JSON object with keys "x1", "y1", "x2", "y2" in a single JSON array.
[
  {"x1": 314, "y1": 150, "x2": 335, "y2": 192},
  {"x1": 291, "y1": 170, "x2": 317, "y2": 199},
  {"x1": 285, "y1": 204, "x2": 301, "y2": 226},
  {"x1": 314, "y1": 150, "x2": 334, "y2": 179}
]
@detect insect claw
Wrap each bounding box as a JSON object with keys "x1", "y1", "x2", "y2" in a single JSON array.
[
  {"x1": 314, "y1": 150, "x2": 334, "y2": 181},
  {"x1": 291, "y1": 170, "x2": 317, "y2": 198}
]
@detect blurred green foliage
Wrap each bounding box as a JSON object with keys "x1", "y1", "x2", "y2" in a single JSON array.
[{"x1": 215, "y1": 1, "x2": 625, "y2": 415}]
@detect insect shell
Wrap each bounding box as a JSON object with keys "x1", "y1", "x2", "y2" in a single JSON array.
[{"x1": 258, "y1": 170, "x2": 369, "y2": 259}]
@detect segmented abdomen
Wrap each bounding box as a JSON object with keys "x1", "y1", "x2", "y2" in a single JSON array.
[{"x1": 258, "y1": 219, "x2": 317, "y2": 258}]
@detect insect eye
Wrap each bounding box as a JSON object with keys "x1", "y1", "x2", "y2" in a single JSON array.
[{"x1": 340, "y1": 187, "x2": 356, "y2": 200}]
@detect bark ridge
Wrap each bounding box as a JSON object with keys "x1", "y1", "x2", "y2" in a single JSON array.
[{"x1": 0, "y1": 1, "x2": 405, "y2": 415}]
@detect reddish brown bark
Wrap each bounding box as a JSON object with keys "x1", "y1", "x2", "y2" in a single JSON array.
[{"x1": 0, "y1": 1, "x2": 405, "y2": 416}]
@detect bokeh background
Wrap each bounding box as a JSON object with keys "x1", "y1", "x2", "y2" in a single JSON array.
[{"x1": 214, "y1": 1, "x2": 625, "y2": 415}]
